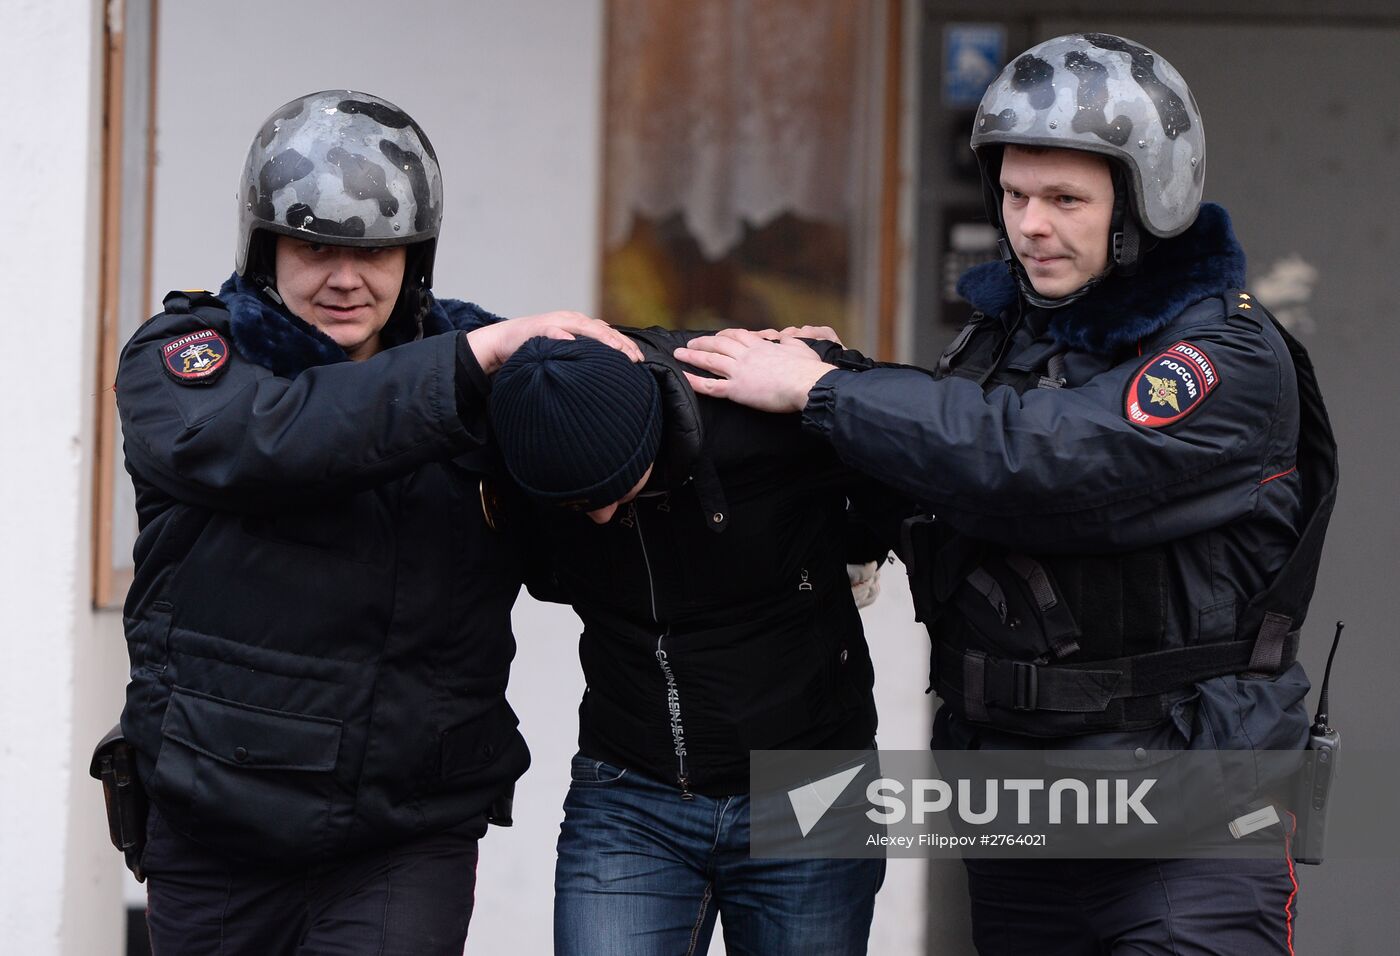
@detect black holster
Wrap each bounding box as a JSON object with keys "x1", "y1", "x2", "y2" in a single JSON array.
[{"x1": 89, "y1": 723, "x2": 148, "y2": 882}]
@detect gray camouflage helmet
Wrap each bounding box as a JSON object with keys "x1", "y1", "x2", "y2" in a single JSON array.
[
  {"x1": 970, "y1": 33, "x2": 1205, "y2": 238},
  {"x1": 235, "y1": 90, "x2": 443, "y2": 279}
]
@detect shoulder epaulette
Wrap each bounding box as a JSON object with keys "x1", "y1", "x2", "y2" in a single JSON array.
[
  {"x1": 1223, "y1": 289, "x2": 1263, "y2": 322},
  {"x1": 161, "y1": 289, "x2": 224, "y2": 314}
]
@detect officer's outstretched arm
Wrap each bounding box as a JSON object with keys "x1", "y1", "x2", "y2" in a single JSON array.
[
  {"x1": 118, "y1": 311, "x2": 487, "y2": 512},
  {"x1": 801, "y1": 322, "x2": 1296, "y2": 553}
]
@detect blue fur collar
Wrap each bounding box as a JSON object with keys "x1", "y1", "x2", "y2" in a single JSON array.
[
  {"x1": 955, "y1": 203, "x2": 1246, "y2": 355},
  {"x1": 216, "y1": 272, "x2": 502, "y2": 378}
]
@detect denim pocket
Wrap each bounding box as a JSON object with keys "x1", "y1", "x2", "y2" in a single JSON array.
[{"x1": 568, "y1": 752, "x2": 629, "y2": 785}]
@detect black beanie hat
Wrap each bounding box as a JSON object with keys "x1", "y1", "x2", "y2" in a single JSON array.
[{"x1": 490, "y1": 336, "x2": 662, "y2": 511}]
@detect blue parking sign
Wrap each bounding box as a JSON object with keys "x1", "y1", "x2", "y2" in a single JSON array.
[{"x1": 943, "y1": 24, "x2": 1005, "y2": 108}]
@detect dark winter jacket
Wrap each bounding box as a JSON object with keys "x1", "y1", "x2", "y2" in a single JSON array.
[
  {"x1": 530, "y1": 329, "x2": 882, "y2": 797},
  {"x1": 116, "y1": 275, "x2": 530, "y2": 864},
  {"x1": 800, "y1": 204, "x2": 1336, "y2": 751}
]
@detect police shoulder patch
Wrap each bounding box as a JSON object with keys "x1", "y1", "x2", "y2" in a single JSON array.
[
  {"x1": 161, "y1": 328, "x2": 230, "y2": 385},
  {"x1": 1124, "y1": 340, "x2": 1220, "y2": 428}
]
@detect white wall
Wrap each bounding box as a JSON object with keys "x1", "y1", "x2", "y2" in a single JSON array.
[{"x1": 0, "y1": 2, "x2": 129, "y2": 954}]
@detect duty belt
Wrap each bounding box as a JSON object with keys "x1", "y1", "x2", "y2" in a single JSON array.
[{"x1": 939, "y1": 628, "x2": 1301, "y2": 725}]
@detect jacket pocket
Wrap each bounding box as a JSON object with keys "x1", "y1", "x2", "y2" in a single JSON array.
[
  {"x1": 440, "y1": 701, "x2": 520, "y2": 780},
  {"x1": 150, "y1": 688, "x2": 342, "y2": 860}
]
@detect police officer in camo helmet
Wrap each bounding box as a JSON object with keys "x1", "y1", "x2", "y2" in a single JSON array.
[
  {"x1": 675, "y1": 32, "x2": 1338, "y2": 953},
  {"x1": 108, "y1": 89, "x2": 637, "y2": 955}
]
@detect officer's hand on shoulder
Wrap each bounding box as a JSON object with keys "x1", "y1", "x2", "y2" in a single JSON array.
[{"x1": 676, "y1": 331, "x2": 835, "y2": 414}]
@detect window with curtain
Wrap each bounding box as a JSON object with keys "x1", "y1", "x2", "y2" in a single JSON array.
[{"x1": 601, "y1": 0, "x2": 898, "y2": 355}]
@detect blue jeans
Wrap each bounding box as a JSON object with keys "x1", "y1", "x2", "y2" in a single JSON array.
[{"x1": 554, "y1": 753, "x2": 885, "y2": 955}]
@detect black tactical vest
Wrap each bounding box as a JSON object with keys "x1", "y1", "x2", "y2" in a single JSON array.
[{"x1": 902, "y1": 294, "x2": 1338, "y2": 736}]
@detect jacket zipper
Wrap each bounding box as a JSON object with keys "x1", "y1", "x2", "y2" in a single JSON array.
[{"x1": 632, "y1": 503, "x2": 693, "y2": 799}]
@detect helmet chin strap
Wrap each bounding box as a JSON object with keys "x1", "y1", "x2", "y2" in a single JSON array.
[
  {"x1": 1108, "y1": 164, "x2": 1153, "y2": 277},
  {"x1": 389, "y1": 242, "x2": 435, "y2": 342},
  {"x1": 241, "y1": 231, "x2": 284, "y2": 307}
]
